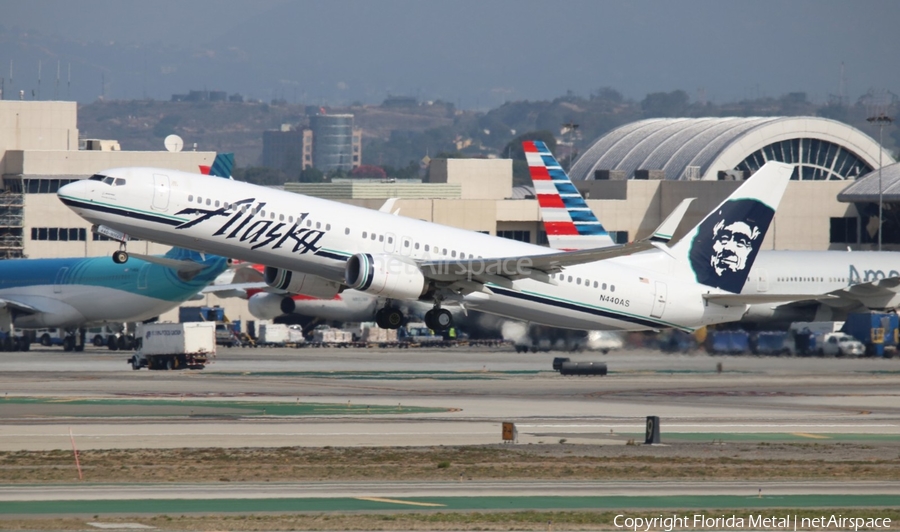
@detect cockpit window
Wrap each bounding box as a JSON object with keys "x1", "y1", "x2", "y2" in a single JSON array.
[
  {"x1": 102, "y1": 177, "x2": 115, "y2": 185},
  {"x1": 114, "y1": 178, "x2": 126, "y2": 186},
  {"x1": 89, "y1": 174, "x2": 107, "y2": 181}
]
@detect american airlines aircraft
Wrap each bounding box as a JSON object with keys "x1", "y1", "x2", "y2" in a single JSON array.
[
  {"x1": 206, "y1": 262, "x2": 380, "y2": 322},
  {"x1": 57, "y1": 154, "x2": 795, "y2": 333},
  {"x1": 525, "y1": 141, "x2": 900, "y2": 324}
]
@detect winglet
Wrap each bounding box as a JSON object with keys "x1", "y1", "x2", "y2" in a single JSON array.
[
  {"x1": 650, "y1": 198, "x2": 694, "y2": 243},
  {"x1": 379, "y1": 198, "x2": 399, "y2": 214},
  {"x1": 524, "y1": 140, "x2": 614, "y2": 251}
]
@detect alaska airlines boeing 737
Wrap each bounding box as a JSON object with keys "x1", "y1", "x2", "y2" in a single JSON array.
[
  {"x1": 524, "y1": 141, "x2": 900, "y2": 324},
  {"x1": 58, "y1": 157, "x2": 795, "y2": 333}
]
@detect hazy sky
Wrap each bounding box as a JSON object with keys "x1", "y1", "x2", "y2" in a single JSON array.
[{"x1": 3, "y1": 0, "x2": 899, "y2": 106}]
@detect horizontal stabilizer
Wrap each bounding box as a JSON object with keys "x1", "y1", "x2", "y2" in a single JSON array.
[
  {"x1": 128, "y1": 252, "x2": 208, "y2": 274},
  {"x1": 703, "y1": 293, "x2": 839, "y2": 306}
]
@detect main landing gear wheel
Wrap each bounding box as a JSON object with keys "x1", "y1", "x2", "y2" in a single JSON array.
[
  {"x1": 112, "y1": 250, "x2": 129, "y2": 264},
  {"x1": 424, "y1": 308, "x2": 453, "y2": 332},
  {"x1": 375, "y1": 307, "x2": 404, "y2": 329}
]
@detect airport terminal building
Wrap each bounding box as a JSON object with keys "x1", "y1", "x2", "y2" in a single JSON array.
[{"x1": 1, "y1": 101, "x2": 895, "y2": 323}]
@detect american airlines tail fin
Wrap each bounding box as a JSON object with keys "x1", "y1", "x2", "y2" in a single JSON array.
[
  {"x1": 200, "y1": 153, "x2": 235, "y2": 179},
  {"x1": 523, "y1": 140, "x2": 614, "y2": 250},
  {"x1": 670, "y1": 161, "x2": 794, "y2": 293}
]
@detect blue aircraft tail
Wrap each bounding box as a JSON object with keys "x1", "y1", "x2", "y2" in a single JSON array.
[{"x1": 200, "y1": 153, "x2": 235, "y2": 179}]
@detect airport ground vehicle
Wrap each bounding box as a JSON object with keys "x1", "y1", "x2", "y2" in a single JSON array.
[
  {"x1": 819, "y1": 333, "x2": 865, "y2": 357},
  {"x1": 0, "y1": 330, "x2": 31, "y2": 351},
  {"x1": 35, "y1": 328, "x2": 65, "y2": 347},
  {"x1": 841, "y1": 312, "x2": 899, "y2": 357},
  {"x1": 257, "y1": 323, "x2": 292, "y2": 346},
  {"x1": 128, "y1": 322, "x2": 215, "y2": 370}
]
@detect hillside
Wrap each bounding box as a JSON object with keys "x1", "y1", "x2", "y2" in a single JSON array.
[{"x1": 77, "y1": 100, "x2": 464, "y2": 166}]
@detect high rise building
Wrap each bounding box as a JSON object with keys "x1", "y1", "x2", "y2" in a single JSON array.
[{"x1": 262, "y1": 115, "x2": 361, "y2": 173}]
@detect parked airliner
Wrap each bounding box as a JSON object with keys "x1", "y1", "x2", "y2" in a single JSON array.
[
  {"x1": 0, "y1": 154, "x2": 234, "y2": 351},
  {"x1": 58, "y1": 155, "x2": 795, "y2": 333},
  {"x1": 525, "y1": 140, "x2": 900, "y2": 324},
  {"x1": 0, "y1": 247, "x2": 227, "y2": 350}
]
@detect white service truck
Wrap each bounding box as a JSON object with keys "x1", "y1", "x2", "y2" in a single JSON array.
[
  {"x1": 257, "y1": 323, "x2": 291, "y2": 346},
  {"x1": 820, "y1": 332, "x2": 866, "y2": 357},
  {"x1": 128, "y1": 322, "x2": 216, "y2": 370}
]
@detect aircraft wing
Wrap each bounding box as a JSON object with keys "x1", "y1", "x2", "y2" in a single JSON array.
[
  {"x1": 0, "y1": 298, "x2": 40, "y2": 315},
  {"x1": 818, "y1": 276, "x2": 900, "y2": 309},
  {"x1": 418, "y1": 212, "x2": 685, "y2": 289},
  {"x1": 201, "y1": 281, "x2": 271, "y2": 299},
  {"x1": 830, "y1": 277, "x2": 900, "y2": 297},
  {"x1": 419, "y1": 240, "x2": 657, "y2": 289},
  {"x1": 128, "y1": 252, "x2": 209, "y2": 274}
]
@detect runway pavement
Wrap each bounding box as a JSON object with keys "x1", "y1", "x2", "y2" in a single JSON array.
[
  {"x1": 2, "y1": 346, "x2": 900, "y2": 519},
  {"x1": 4, "y1": 480, "x2": 900, "y2": 501},
  {"x1": 1, "y1": 347, "x2": 899, "y2": 451}
]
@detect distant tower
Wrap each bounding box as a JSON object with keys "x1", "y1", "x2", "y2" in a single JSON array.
[{"x1": 310, "y1": 114, "x2": 361, "y2": 172}]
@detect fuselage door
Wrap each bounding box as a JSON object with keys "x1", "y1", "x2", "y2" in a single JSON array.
[
  {"x1": 757, "y1": 268, "x2": 769, "y2": 292},
  {"x1": 152, "y1": 174, "x2": 170, "y2": 211},
  {"x1": 53, "y1": 266, "x2": 69, "y2": 294},
  {"x1": 137, "y1": 263, "x2": 151, "y2": 290},
  {"x1": 650, "y1": 281, "x2": 667, "y2": 319}
]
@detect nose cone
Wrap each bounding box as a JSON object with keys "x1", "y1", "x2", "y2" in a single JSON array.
[{"x1": 58, "y1": 179, "x2": 88, "y2": 203}]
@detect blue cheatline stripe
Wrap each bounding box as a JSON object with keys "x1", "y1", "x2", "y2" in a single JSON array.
[
  {"x1": 488, "y1": 285, "x2": 689, "y2": 331},
  {"x1": 317, "y1": 250, "x2": 350, "y2": 262},
  {"x1": 58, "y1": 196, "x2": 184, "y2": 227}
]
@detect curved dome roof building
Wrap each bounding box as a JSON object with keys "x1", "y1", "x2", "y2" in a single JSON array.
[{"x1": 570, "y1": 117, "x2": 894, "y2": 181}]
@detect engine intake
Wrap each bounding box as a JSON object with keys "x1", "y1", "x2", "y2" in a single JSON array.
[
  {"x1": 263, "y1": 267, "x2": 340, "y2": 299},
  {"x1": 247, "y1": 292, "x2": 297, "y2": 320},
  {"x1": 345, "y1": 253, "x2": 426, "y2": 300}
]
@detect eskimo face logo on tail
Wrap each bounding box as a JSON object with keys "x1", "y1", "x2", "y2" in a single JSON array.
[
  {"x1": 689, "y1": 199, "x2": 774, "y2": 293},
  {"x1": 174, "y1": 198, "x2": 326, "y2": 255}
]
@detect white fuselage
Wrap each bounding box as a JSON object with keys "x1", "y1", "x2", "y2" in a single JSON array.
[{"x1": 58, "y1": 169, "x2": 777, "y2": 332}]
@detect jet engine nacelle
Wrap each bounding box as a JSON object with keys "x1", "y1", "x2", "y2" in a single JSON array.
[
  {"x1": 263, "y1": 267, "x2": 341, "y2": 299},
  {"x1": 344, "y1": 253, "x2": 427, "y2": 300},
  {"x1": 247, "y1": 292, "x2": 297, "y2": 320}
]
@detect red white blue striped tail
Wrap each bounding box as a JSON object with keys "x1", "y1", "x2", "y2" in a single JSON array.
[{"x1": 524, "y1": 140, "x2": 614, "y2": 251}]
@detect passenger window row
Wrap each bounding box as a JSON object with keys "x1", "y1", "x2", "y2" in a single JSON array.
[
  {"x1": 185, "y1": 194, "x2": 330, "y2": 231},
  {"x1": 553, "y1": 272, "x2": 615, "y2": 292}
]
